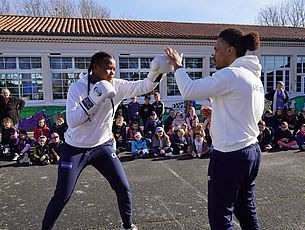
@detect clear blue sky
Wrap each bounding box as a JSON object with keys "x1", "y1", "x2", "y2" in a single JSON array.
[{"x1": 102, "y1": 0, "x2": 280, "y2": 25}]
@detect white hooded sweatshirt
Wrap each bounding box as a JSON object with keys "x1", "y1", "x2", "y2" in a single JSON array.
[
  {"x1": 175, "y1": 55, "x2": 264, "y2": 152},
  {"x1": 65, "y1": 74, "x2": 157, "y2": 148}
]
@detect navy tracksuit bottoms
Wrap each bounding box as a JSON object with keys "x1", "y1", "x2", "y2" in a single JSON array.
[
  {"x1": 208, "y1": 143, "x2": 261, "y2": 230},
  {"x1": 42, "y1": 141, "x2": 132, "y2": 230}
]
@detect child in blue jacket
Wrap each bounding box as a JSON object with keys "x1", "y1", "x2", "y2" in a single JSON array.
[{"x1": 131, "y1": 132, "x2": 149, "y2": 159}]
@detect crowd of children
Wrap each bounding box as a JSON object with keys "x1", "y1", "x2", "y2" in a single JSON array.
[
  {"x1": 258, "y1": 107, "x2": 305, "y2": 152},
  {"x1": 112, "y1": 96, "x2": 213, "y2": 160},
  {"x1": 2, "y1": 98, "x2": 305, "y2": 165},
  {"x1": 0, "y1": 116, "x2": 67, "y2": 166}
]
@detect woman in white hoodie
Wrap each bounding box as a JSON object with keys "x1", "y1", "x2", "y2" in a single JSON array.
[
  {"x1": 42, "y1": 52, "x2": 171, "y2": 230},
  {"x1": 165, "y1": 28, "x2": 264, "y2": 230}
]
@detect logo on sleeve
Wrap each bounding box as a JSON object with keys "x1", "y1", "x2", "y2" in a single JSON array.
[{"x1": 93, "y1": 86, "x2": 103, "y2": 97}]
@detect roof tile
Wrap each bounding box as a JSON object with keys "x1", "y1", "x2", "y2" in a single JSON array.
[{"x1": 0, "y1": 14, "x2": 304, "y2": 41}]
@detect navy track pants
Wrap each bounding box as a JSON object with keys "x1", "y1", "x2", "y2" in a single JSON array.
[
  {"x1": 208, "y1": 143, "x2": 261, "y2": 230},
  {"x1": 42, "y1": 141, "x2": 132, "y2": 230}
]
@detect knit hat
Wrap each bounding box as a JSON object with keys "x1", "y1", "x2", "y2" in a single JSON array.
[
  {"x1": 51, "y1": 132, "x2": 59, "y2": 139},
  {"x1": 156, "y1": 127, "x2": 164, "y2": 132},
  {"x1": 134, "y1": 132, "x2": 142, "y2": 138}
]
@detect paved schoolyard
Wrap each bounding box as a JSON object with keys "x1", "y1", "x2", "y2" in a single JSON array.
[{"x1": 1, "y1": 149, "x2": 305, "y2": 230}]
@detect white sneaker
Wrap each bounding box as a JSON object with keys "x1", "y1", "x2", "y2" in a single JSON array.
[
  {"x1": 291, "y1": 144, "x2": 299, "y2": 150},
  {"x1": 121, "y1": 223, "x2": 138, "y2": 230},
  {"x1": 165, "y1": 152, "x2": 172, "y2": 157},
  {"x1": 12, "y1": 153, "x2": 19, "y2": 161},
  {"x1": 302, "y1": 144, "x2": 305, "y2": 150}
]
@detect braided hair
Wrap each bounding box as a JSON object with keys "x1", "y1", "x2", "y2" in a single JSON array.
[{"x1": 87, "y1": 51, "x2": 113, "y2": 94}]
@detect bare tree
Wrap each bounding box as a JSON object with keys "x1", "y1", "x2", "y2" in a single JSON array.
[
  {"x1": 79, "y1": 0, "x2": 110, "y2": 18},
  {"x1": 19, "y1": 0, "x2": 48, "y2": 16},
  {"x1": 47, "y1": 0, "x2": 77, "y2": 17},
  {"x1": 0, "y1": 0, "x2": 10, "y2": 14},
  {"x1": 256, "y1": 0, "x2": 305, "y2": 27},
  {"x1": 0, "y1": 0, "x2": 112, "y2": 18},
  {"x1": 285, "y1": 0, "x2": 305, "y2": 27}
]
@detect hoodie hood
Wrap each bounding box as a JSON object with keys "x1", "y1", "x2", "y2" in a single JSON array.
[{"x1": 231, "y1": 55, "x2": 262, "y2": 78}]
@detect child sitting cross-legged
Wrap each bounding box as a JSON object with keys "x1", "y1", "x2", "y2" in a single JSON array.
[
  {"x1": 191, "y1": 131, "x2": 210, "y2": 158},
  {"x1": 31, "y1": 135, "x2": 51, "y2": 165},
  {"x1": 171, "y1": 128, "x2": 188, "y2": 155},
  {"x1": 275, "y1": 121, "x2": 299, "y2": 150},
  {"x1": 48, "y1": 132, "x2": 63, "y2": 163},
  {"x1": 13, "y1": 129, "x2": 33, "y2": 164},
  {"x1": 150, "y1": 127, "x2": 173, "y2": 157},
  {"x1": 296, "y1": 124, "x2": 305, "y2": 151},
  {"x1": 131, "y1": 132, "x2": 149, "y2": 159},
  {"x1": 1, "y1": 117, "x2": 16, "y2": 157},
  {"x1": 257, "y1": 120, "x2": 273, "y2": 152}
]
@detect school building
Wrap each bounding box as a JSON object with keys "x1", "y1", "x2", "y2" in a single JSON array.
[{"x1": 0, "y1": 14, "x2": 305, "y2": 118}]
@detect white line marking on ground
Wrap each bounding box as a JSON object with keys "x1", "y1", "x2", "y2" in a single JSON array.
[
  {"x1": 155, "y1": 195, "x2": 185, "y2": 230},
  {"x1": 160, "y1": 161, "x2": 207, "y2": 201},
  {"x1": 159, "y1": 161, "x2": 241, "y2": 230}
]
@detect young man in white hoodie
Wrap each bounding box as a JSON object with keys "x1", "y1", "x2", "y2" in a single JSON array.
[
  {"x1": 42, "y1": 52, "x2": 172, "y2": 230},
  {"x1": 165, "y1": 28, "x2": 264, "y2": 230}
]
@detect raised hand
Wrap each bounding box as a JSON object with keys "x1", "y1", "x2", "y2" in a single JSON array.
[{"x1": 164, "y1": 46, "x2": 183, "y2": 71}]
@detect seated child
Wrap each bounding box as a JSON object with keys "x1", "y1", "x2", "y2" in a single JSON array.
[
  {"x1": 31, "y1": 135, "x2": 51, "y2": 165},
  {"x1": 181, "y1": 122, "x2": 191, "y2": 151},
  {"x1": 127, "y1": 121, "x2": 143, "y2": 150},
  {"x1": 262, "y1": 109, "x2": 274, "y2": 131},
  {"x1": 296, "y1": 124, "x2": 305, "y2": 151},
  {"x1": 11, "y1": 129, "x2": 33, "y2": 163},
  {"x1": 172, "y1": 111, "x2": 185, "y2": 132},
  {"x1": 1, "y1": 117, "x2": 16, "y2": 156},
  {"x1": 131, "y1": 132, "x2": 149, "y2": 159},
  {"x1": 112, "y1": 115, "x2": 127, "y2": 152},
  {"x1": 171, "y1": 128, "x2": 188, "y2": 155},
  {"x1": 257, "y1": 120, "x2": 273, "y2": 152},
  {"x1": 191, "y1": 132, "x2": 210, "y2": 158},
  {"x1": 190, "y1": 119, "x2": 204, "y2": 144},
  {"x1": 275, "y1": 121, "x2": 299, "y2": 150},
  {"x1": 166, "y1": 125, "x2": 175, "y2": 143},
  {"x1": 48, "y1": 132, "x2": 63, "y2": 163},
  {"x1": 285, "y1": 108, "x2": 297, "y2": 131},
  {"x1": 34, "y1": 117, "x2": 50, "y2": 141},
  {"x1": 50, "y1": 117, "x2": 68, "y2": 142},
  {"x1": 151, "y1": 127, "x2": 173, "y2": 157},
  {"x1": 144, "y1": 111, "x2": 162, "y2": 139},
  {"x1": 273, "y1": 107, "x2": 286, "y2": 135}
]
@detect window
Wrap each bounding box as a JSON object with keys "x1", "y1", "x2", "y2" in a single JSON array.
[
  {"x1": 119, "y1": 57, "x2": 154, "y2": 96},
  {"x1": 50, "y1": 57, "x2": 90, "y2": 100},
  {"x1": 261, "y1": 56, "x2": 290, "y2": 93},
  {"x1": 297, "y1": 56, "x2": 305, "y2": 93},
  {"x1": 19, "y1": 57, "x2": 41, "y2": 69},
  {"x1": 0, "y1": 57, "x2": 16, "y2": 69},
  {"x1": 0, "y1": 57, "x2": 43, "y2": 100},
  {"x1": 167, "y1": 57, "x2": 204, "y2": 96},
  {"x1": 209, "y1": 56, "x2": 216, "y2": 76},
  {"x1": 118, "y1": 56, "x2": 205, "y2": 97},
  {"x1": 119, "y1": 57, "x2": 152, "y2": 80}
]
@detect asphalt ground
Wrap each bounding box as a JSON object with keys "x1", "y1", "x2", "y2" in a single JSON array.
[{"x1": 1, "y1": 149, "x2": 305, "y2": 230}]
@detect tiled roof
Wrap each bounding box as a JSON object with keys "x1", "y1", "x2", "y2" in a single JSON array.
[{"x1": 0, "y1": 14, "x2": 305, "y2": 41}]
